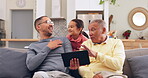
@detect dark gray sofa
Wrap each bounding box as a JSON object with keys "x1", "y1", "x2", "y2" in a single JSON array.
[
  {"x1": 0, "y1": 47, "x2": 148, "y2": 78},
  {"x1": 123, "y1": 48, "x2": 148, "y2": 78},
  {"x1": 0, "y1": 48, "x2": 33, "y2": 78}
]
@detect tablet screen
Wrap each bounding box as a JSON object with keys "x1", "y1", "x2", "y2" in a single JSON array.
[{"x1": 61, "y1": 50, "x2": 90, "y2": 67}]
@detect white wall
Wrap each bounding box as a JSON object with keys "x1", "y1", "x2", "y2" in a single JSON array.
[
  {"x1": 34, "y1": 0, "x2": 46, "y2": 39},
  {"x1": 36, "y1": 0, "x2": 45, "y2": 18},
  {"x1": 109, "y1": 0, "x2": 148, "y2": 39},
  {"x1": 67, "y1": 0, "x2": 76, "y2": 25}
]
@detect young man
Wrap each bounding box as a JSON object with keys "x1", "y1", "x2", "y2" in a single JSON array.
[
  {"x1": 26, "y1": 16, "x2": 81, "y2": 78},
  {"x1": 79, "y1": 19, "x2": 126, "y2": 78}
]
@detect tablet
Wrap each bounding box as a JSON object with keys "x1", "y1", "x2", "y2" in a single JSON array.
[{"x1": 61, "y1": 50, "x2": 90, "y2": 67}]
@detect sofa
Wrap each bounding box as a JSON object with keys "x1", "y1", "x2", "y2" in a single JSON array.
[
  {"x1": 0, "y1": 47, "x2": 148, "y2": 78},
  {"x1": 123, "y1": 48, "x2": 148, "y2": 78}
]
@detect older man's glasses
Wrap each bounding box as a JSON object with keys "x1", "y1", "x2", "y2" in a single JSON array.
[{"x1": 38, "y1": 20, "x2": 54, "y2": 25}]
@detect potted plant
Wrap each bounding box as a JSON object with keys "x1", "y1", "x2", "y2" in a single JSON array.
[
  {"x1": 123, "y1": 30, "x2": 131, "y2": 39},
  {"x1": 99, "y1": 0, "x2": 116, "y2": 5}
]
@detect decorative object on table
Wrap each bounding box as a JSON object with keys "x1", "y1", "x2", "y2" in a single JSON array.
[
  {"x1": 108, "y1": 30, "x2": 117, "y2": 39},
  {"x1": 123, "y1": 30, "x2": 131, "y2": 39},
  {"x1": 138, "y1": 31, "x2": 145, "y2": 40}
]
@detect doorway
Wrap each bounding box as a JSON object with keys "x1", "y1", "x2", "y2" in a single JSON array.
[{"x1": 11, "y1": 10, "x2": 33, "y2": 39}]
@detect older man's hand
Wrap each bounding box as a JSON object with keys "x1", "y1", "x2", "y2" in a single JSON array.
[
  {"x1": 93, "y1": 73, "x2": 103, "y2": 78},
  {"x1": 81, "y1": 45, "x2": 97, "y2": 57}
]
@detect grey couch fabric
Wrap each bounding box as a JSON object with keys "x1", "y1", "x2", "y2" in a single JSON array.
[
  {"x1": 128, "y1": 55, "x2": 148, "y2": 78},
  {"x1": 0, "y1": 47, "x2": 148, "y2": 78},
  {"x1": 123, "y1": 48, "x2": 148, "y2": 78},
  {"x1": 0, "y1": 48, "x2": 33, "y2": 78}
]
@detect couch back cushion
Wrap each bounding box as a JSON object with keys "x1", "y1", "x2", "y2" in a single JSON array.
[
  {"x1": 128, "y1": 55, "x2": 148, "y2": 78},
  {"x1": 123, "y1": 48, "x2": 148, "y2": 78},
  {"x1": 0, "y1": 48, "x2": 33, "y2": 78}
]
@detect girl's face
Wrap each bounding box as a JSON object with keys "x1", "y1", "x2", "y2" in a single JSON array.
[{"x1": 68, "y1": 21, "x2": 82, "y2": 36}]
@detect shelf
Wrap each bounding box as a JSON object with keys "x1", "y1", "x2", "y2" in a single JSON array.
[
  {"x1": 1, "y1": 39, "x2": 39, "y2": 41},
  {"x1": 121, "y1": 39, "x2": 148, "y2": 50}
]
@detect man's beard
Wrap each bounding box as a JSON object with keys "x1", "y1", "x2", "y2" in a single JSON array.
[
  {"x1": 43, "y1": 30, "x2": 52, "y2": 37},
  {"x1": 44, "y1": 32, "x2": 52, "y2": 37},
  {"x1": 42, "y1": 29, "x2": 53, "y2": 37}
]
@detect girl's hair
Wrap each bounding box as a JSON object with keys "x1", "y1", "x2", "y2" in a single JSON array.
[
  {"x1": 71, "y1": 19, "x2": 89, "y2": 38},
  {"x1": 71, "y1": 19, "x2": 84, "y2": 29},
  {"x1": 82, "y1": 31, "x2": 89, "y2": 38}
]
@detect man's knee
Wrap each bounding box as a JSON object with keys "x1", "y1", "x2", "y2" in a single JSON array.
[{"x1": 33, "y1": 71, "x2": 49, "y2": 78}]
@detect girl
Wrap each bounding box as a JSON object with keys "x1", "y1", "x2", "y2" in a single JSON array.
[{"x1": 67, "y1": 19, "x2": 88, "y2": 51}]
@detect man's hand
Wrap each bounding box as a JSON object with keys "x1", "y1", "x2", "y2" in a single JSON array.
[
  {"x1": 47, "y1": 40, "x2": 63, "y2": 50},
  {"x1": 81, "y1": 45, "x2": 97, "y2": 57},
  {"x1": 69, "y1": 58, "x2": 80, "y2": 70}
]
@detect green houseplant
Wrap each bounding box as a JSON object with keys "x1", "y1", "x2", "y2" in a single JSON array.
[{"x1": 99, "y1": 0, "x2": 116, "y2": 5}]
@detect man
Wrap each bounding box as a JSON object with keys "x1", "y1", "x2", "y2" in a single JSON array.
[
  {"x1": 26, "y1": 16, "x2": 80, "y2": 78},
  {"x1": 79, "y1": 19, "x2": 126, "y2": 78}
]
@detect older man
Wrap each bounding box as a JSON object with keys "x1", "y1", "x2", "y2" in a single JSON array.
[{"x1": 79, "y1": 19, "x2": 125, "y2": 78}]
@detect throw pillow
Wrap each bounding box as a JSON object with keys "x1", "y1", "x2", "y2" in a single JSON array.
[{"x1": 128, "y1": 55, "x2": 148, "y2": 78}]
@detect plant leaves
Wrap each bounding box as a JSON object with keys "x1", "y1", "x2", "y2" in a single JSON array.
[
  {"x1": 99, "y1": 0, "x2": 116, "y2": 5},
  {"x1": 99, "y1": 0, "x2": 105, "y2": 5},
  {"x1": 111, "y1": 0, "x2": 116, "y2": 5}
]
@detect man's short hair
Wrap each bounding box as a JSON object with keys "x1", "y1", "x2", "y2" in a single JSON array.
[
  {"x1": 34, "y1": 16, "x2": 48, "y2": 32},
  {"x1": 90, "y1": 19, "x2": 106, "y2": 28}
]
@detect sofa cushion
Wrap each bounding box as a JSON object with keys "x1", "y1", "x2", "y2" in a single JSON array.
[
  {"x1": 0, "y1": 48, "x2": 33, "y2": 78},
  {"x1": 124, "y1": 48, "x2": 148, "y2": 78},
  {"x1": 128, "y1": 55, "x2": 148, "y2": 78}
]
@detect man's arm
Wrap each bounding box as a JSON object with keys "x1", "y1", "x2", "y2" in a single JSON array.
[
  {"x1": 26, "y1": 40, "x2": 63, "y2": 71},
  {"x1": 63, "y1": 37, "x2": 72, "y2": 53},
  {"x1": 26, "y1": 46, "x2": 51, "y2": 71},
  {"x1": 96, "y1": 39, "x2": 125, "y2": 71},
  {"x1": 82, "y1": 39, "x2": 125, "y2": 71}
]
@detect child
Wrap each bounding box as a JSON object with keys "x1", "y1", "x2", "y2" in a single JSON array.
[{"x1": 67, "y1": 19, "x2": 88, "y2": 51}]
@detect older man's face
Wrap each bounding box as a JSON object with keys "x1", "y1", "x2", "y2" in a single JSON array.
[{"x1": 88, "y1": 22, "x2": 104, "y2": 43}]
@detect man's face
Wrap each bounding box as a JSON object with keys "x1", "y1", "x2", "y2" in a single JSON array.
[
  {"x1": 37, "y1": 17, "x2": 54, "y2": 37},
  {"x1": 88, "y1": 22, "x2": 104, "y2": 43}
]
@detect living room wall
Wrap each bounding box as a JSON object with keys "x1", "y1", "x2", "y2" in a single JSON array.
[{"x1": 109, "y1": 0, "x2": 148, "y2": 39}]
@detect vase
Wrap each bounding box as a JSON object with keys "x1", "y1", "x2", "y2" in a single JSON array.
[{"x1": 125, "y1": 36, "x2": 129, "y2": 39}]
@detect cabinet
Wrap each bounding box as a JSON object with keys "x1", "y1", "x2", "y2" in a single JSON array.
[
  {"x1": 0, "y1": 19, "x2": 6, "y2": 47},
  {"x1": 76, "y1": 0, "x2": 103, "y2": 11},
  {"x1": 122, "y1": 39, "x2": 148, "y2": 50},
  {"x1": 75, "y1": 0, "x2": 109, "y2": 31},
  {"x1": 46, "y1": 0, "x2": 67, "y2": 19},
  {"x1": 0, "y1": 0, "x2": 6, "y2": 20}
]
